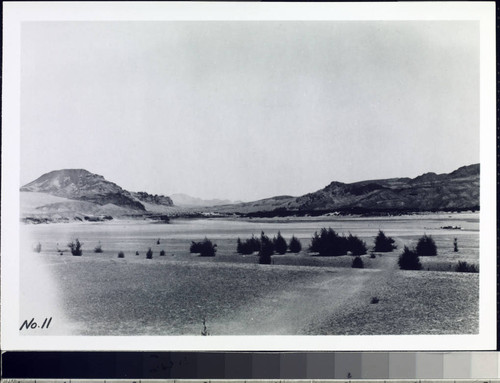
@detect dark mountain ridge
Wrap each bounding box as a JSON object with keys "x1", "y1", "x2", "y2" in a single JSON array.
[{"x1": 217, "y1": 164, "x2": 479, "y2": 215}]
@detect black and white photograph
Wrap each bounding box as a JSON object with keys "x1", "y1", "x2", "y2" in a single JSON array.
[{"x1": 1, "y1": 2, "x2": 496, "y2": 351}]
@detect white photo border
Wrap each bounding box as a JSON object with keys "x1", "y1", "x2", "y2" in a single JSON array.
[{"x1": 1, "y1": 1, "x2": 496, "y2": 351}]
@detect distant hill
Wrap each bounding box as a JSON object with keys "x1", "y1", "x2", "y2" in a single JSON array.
[
  {"x1": 170, "y1": 193, "x2": 239, "y2": 207},
  {"x1": 216, "y1": 164, "x2": 480, "y2": 215},
  {"x1": 20, "y1": 169, "x2": 175, "y2": 222}
]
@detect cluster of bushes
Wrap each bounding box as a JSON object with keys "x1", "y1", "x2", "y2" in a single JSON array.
[
  {"x1": 236, "y1": 232, "x2": 302, "y2": 256},
  {"x1": 190, "y1": 238, "x2": 217, "y2": 257},
  {"x1": 309, "y1": 228, "x2": 367, "y2": 256}
]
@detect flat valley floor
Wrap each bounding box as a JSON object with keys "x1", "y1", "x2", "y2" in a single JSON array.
[{"x1": 19, "y1": 213, "x2": 479, "y2": 336}]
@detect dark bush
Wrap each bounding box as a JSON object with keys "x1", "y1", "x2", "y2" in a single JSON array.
[
  {"x1": 374, "y1": 230, "x2": 397, "y2": 252},
  {"x1": 190, "y1": 241, "x2": 203, "y2": 253},
  {"x1": 259, "y1": 232, "x2": 274, "y2": 264},
  {"x1": 351, "y1": 256, "x2": 364, "y2": 268},
  {"x1": 160, "y1": 249, "x2": 166, "y2": 256},
  {"x1": 288, "y1": 235, "x2": 302, "y2": 253},
  {"x1": 68, "y1": 239, "x2": 83, "y2": 256},
  {"x1": 237, "y1": 235, "x2": 261, "y2": 255},
  {"x1": 191, "y1": 238, "x2": 217, "y2": 257},
  {"x1": 146, "y1": 248, "x2": 153, "y2": 259},
  {"x1": 33, "y1": 242, "x2": 42, "y2": 253},
  {"x1": 370, "y1": 297, "x2": 379, "y2": 304},
  {"x1": 398, "y1": 246, "x2": 422, "y2": 270},
  {"x1": 135, "y1": 251, "x2": 139, "y2": 256},
  {"x1": 455, "y1": 261, "x2": 478, "y2": 273},
  {"x1": 370, "y1": 253, "x2": 376, "y2": 259},
  {"x1": 273, "y1": 231, "x2": 288, "y2": 254},
  {"x1": 347, "y1": 234, "x2": 367, "y2": 255},
  {"x1": 416, "y1": 234, "x2": 437, "y2": 256},
  {"x1": 118, "y1": 251, "x2": 125, "y2": 258},
  {"x1": 94, "y1": 243, "x2": 103, "y2": 253}
]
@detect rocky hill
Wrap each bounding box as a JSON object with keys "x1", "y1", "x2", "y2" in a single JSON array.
[
  {"x1": 217, "y1": 164, "x2": 480, "y2": 215},
  {"x1": 21, "y1": 169, "x2": 146, "y2": 211}
]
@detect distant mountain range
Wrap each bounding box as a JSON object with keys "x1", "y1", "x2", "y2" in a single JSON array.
[
  {"x1": 20, "y1": 164, "x2": 479, "y2": 222},
  {"x1": 215, "y1": 164, "x2": 480, "y2": 215},
  {"x1": 170, "y1": 193, "x2": 240, "y2": 207}
]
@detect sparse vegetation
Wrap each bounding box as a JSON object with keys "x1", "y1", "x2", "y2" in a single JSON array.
[
  {"x1": 236, "y1": 235, "x2": 261, "y2": 255},
  {"x1": 416, "y1": 234, "x2": 437, "y2": 256},
  {"x1": 33, "y1": 242, "x2": 42, "y2": 253},
  {"x1": 118, "y1": 251, "x2": 125, "y2": 258},
  {"x1": 273, "y1": 231, "x2": 288, "y2": 254},
  {"x1": 190, "y1": 238, "x2": 217, "y2": 257},
  {"x1": 201, "y1": 317, "x2": 210, "y2": 336},
  {"x1": 374, "y1": 230, "x2": 397, "y2": 252},
  {"x1": 288, "y1": 235, "x2": 302, "y2": 253},
  {"x1": 398, "y1": 246, "x2": 422, "y2": 270},
  {"x1": 456, "y1": 261, "x2": 478, "y2": 273},
  {"x1": 146, "y1": 248, "x2": 153, "y2": 259},
  {"x1": 94, "y1": 242, "x2": 103, "y2": 253},
  {"x1": 259, "y1": 232, "x2": 274, "y2": 264},
  {"x1": 68, "y1": 239, "x2": 83, "y2": 256},
  {"x1": 351, "y1": 256, "x2": 364, "y2": 268}
]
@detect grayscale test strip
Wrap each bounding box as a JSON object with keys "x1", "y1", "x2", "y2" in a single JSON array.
[{"x1": 1, "y1": 353, "x2": 499, "y2": 380}]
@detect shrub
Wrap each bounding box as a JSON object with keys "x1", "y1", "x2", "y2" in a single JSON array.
[
  {"x1": 94, "y1": 243, "x2": 103, "y2": 253},
  {"x1": 454, "y1": 238, "x2": 458, "y2": 252},
  {"x1": 33, "y1": 242, "x2": 42, "y2": 253},
  {"x1": 68, "y1": 239, "x2": 83, "y2": 256},
  {"x1": 191, "y1": 238, "x2": 217, "y2": 257},
  {"x1": 456, "y1": 261, "x2": 478, "y2": 273},
  {"x1": 237, "y1": 235, "x2": 261, "y2": 255},
  {"x1": 273, "y1": 231, "x2": 288, "y2": 254},
  {"x1": 416, "y1": 234, "x2": 437, "y2": 256},
  {"x1": 347, "y1": 234, "x2": 367, "y2": 255},
  {"x1": 146, "y1": 248, "x2": 153, "y2": 259},
  {"x1": 370, "y1": 297, "x2": 379, "y2": 304},
  {"x1": 135, "y1": 251, "x2": 139, "y2": 256},
  {"x1": 118, "y1": 251, "x2": 125, "y2": 258},
  {"x1": 370, "y1": 253, "x2": 376, "y2": 259},
  {"x1": 398, "y1": 246, "x2": 422, "y2": 270},
  {"x1": 351, "y1": 256, "x2": 364, "y2": 268},
  {"x1": 288, "y1": 235, "x2": 302, "y2": 253},
  {"x1": 374, "y1": 230, "x2": 397, "y2": 252},
  {"x1": 259, "y1": 232, "x2": 274, "y2": 264},
  {"x1": 160, "y1": 249, "x2": 166, "y2": 256}
]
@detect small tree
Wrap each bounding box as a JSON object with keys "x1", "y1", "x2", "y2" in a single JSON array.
[
  {"x1": 351, "y1": 256, "x2": 364, "y2": 268},
  {"x1": 33, "y1": 242, "x2": 42, "y2": 253},
  {"x1": 288, "y1": 235, "x2": 302, "y2": 253},
  {"x1": 416, "y1": 234, "x2": 437, "y2": 256},
  {"x1": 259, "y1": 232, "x2": 274, "y2": 264},
  {"x1": 94, "y1": 242, "x2": 103, "y2": 253},
  {"x1": 347, "y1": 234, "x2": 367, "y2": 255},
  {"x1": 453, "y1": 238, "x2": 458, "y2": 252},
  {"x1": 398, "y1": 246, "x2": 422, "y2": 270},
  {"x1": 146, "y1": 248, "x2": 153, "y2": 259},
  {"x1": 160, "y1": 249, "x2": 166, "y2": 256},
  {"x1": 68, "y1": 239, "x2": 83, "y2": 256},
  {"x1": 273, "y1": 231, "x2": 288, "y2": 254},
  {"x1": 374, "y1": 230, "x2": 397, "y2": 252}
]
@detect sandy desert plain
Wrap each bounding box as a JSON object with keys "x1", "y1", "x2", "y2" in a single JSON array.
[{"x1": 20, "y1": 213, "x2": 479, "y2": 336}]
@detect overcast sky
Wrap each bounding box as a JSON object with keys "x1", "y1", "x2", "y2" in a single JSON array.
[{"x1": 21, "y1": 21, "x2": 479, "y2": 201}]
